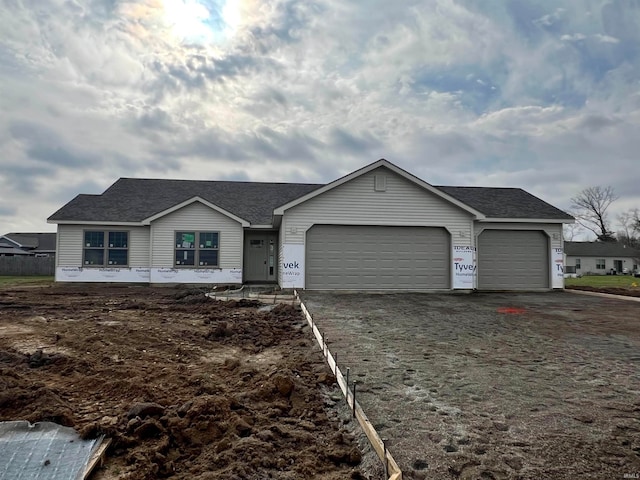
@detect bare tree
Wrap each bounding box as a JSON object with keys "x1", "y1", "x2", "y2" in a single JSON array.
[
  {"x1": 570, "y1": 186, "x2": 618, "y2": 242},
  {"x1": 617, "y1": 208, "x2": 640, "y2": 248},
  {"x1": 563, "y1": 221, "x2": 584, "y2": 241}
]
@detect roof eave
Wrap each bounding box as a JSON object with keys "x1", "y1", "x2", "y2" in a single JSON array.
[
  {"x1": 246, "y1": 224, "x2": 275, "y2": 229},
  {"x1": 47, "y1": 220, "x2": 144, "y2": 226},
  {"x1": 0, "y1": 235, "x2": 22, "y2": 247},
  {"x1": 478, "y1": 217, "x2": 575, "y2": 224}
]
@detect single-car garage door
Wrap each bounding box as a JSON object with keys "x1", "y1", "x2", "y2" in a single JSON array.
[
  {"x1": 478, "y1": 230, "x2": 549, "y2": 290},
  {"x1": 306, "y1": 225, "x2": 450, "y2": 290}
]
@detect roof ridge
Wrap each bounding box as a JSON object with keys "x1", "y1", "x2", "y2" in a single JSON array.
[
  {"x1": 436, "y1": 185, "x2": 524, "y2": 190},
  {"x1": 115, "y1": 177, "x2": 325, "y2": 186}
]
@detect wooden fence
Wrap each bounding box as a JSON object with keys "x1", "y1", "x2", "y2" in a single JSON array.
[{"x1": 0, "y1": 256, "x2": 55, "y2": 276}]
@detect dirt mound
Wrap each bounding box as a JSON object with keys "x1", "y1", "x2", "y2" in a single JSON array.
[
  {"x1": 567, "y1": 285, "x2": 640, "y2": 297},
  {"x1": 0, "y1": 285, "x2": 374, "y2": 480}
]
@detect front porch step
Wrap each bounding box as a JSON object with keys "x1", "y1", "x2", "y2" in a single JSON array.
[{"x1": 206, "y1": 284, "x2": 298, "y2": 305}]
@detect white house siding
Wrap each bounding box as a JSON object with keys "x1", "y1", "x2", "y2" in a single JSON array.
[
  {"x1": 281, "y1": 167, "x2": 475, "y2": 245},
  {"x1": 473, "y1": 223, "x2": 563, "y2": 248},
  {"x1": 278, "y1": 228, "x2": 285, "y2": 286},
  {"x1": 566, "y1": 256, "x2": 639, "y2": 275},
  {"x1": 56, "y1": 225, "x2": 150, "y2": 267},
  {"x1": 55, "y1": 224, "x2": 151, "y2": 282},
  {"x1": 278, "y1": 167, "x2": 474, "y2": 290},
  {"x1": 150, "y1": 201, "x2": 243, "y2": 269},
  {"x1": 56, "y1": 225, "x2": 83, "y2": 267}
]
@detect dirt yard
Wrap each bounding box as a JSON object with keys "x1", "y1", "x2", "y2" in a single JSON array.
[
  {"x1": 0, "y1": 284, "x2": 380, "y2": 480},
  {"x1": 301, "y1": 291, "x2": 640, "y2": 480}
]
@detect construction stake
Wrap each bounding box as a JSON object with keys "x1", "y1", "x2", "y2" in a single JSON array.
[
  {"x1": 346, "y1": 367, "x2": 350, "y2": 401},
  {"x1": 383, "y1": 438, "x2": 389, "y2": 478},
  {"x1": 352, "y1": 380, "x2": 357, "y2": 418}
]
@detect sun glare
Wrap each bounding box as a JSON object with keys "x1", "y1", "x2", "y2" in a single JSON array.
[{"x1": 161, "y1": 0, "x2": 240, "y2": 44}]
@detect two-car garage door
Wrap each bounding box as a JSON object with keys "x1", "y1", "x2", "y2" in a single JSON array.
[{"x1": 306, "y1": 225, "x2": 450, "y2": 290}]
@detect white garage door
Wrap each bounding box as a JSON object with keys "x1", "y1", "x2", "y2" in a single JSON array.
[
  {"x1": 477, "y1": 230, "x2": 549, "y2": 290},
  {"x1": 306, "y1": 225, "x2": 450, "y2": 290}
]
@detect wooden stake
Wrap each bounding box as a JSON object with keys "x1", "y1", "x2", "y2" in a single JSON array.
[{"x1": 352, "y1": 380, "x2": 357, "y2": 418}]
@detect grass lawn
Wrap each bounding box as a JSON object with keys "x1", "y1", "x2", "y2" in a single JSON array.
[
  {"x1": 565, "y1": 274, "x2": 640, "y2": 288},
  {"x1": 0, "y1": 276, "x2": 54, "y2": 287}
]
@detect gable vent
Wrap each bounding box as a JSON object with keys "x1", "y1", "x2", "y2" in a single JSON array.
[{"x1": 374, "y1": 174, "x2": 387, "y2": 192}]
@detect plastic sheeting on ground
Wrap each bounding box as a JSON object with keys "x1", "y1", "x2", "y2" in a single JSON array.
[{"x1": 0, "y1": 421, "x2": 105, "y2": 480}]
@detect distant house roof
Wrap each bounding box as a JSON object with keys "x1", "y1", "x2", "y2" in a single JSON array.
[
  {"x1": 564, "y1": 241, "x2": 640, "y2": 258},
  {"x1": 0, "y1": 246, "x2": 33, "y2": 255},
  {"x1": 48, "y1": 161, "x2": 574, "y2": 226},
  {"x1": 1, "y1": 233, "x2": 57, "y2": 253},
  {"x1": 434, "y1": 186, "x2": 574, "y2": 220}
]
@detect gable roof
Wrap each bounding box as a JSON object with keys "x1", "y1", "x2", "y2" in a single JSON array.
[
  {"x1": 273, "y1": 159, "x2": 485, "y2": 217},
  {"x1": 564, "y1": 241, "x2": 640, "y2": 258},
  {"x1": 48, "y1": 180, "x2": 323, "y2": 225},
  {"x1": 48, "y1": 159, "x2": 574, "y2": 226},
  {"x1": 434, "y1": 186, "x2": 574, "y2": 221},
  {"x1": 1, "y1": 233, "x2": 57, "y2": 252}
]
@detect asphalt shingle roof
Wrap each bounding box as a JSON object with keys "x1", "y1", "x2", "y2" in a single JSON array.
[
  {"x1": 564, "y1": 241, "x2": 640, "y2": 257},
  {"x1": 48, "y1": 177, "x2": 574, "y2": 225},
  {"x1": 48, "y1": 179, "x2": 323, "y2": 225},
  {"x1": 1, "y1": 233, "x2": 57, "y2": 252},
  {"x1": 434, "y1": 186, "x2": 574, "y2": 220}
]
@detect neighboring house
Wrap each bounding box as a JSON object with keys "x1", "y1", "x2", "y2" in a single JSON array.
[
  {"x1": 47, "y1": 159, "x2": 574, "y2": 291},
  {"x1": 0, "y1": 246, "x2": 33, "y2": 256},
  {"x1": 565, "y1": 241, "x2": 640, "y2": 275},
  {"x1": 0, "y1": 233, "x2": 57, "y2": 257}
]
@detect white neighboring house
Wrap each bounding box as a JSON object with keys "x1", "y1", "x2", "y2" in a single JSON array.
[
  {"x1": 564, "y1": 241, "x2": 640, "y2": 275},
  {"x1": 47, "y1": 159, "x2": 574, "y2": 291}
]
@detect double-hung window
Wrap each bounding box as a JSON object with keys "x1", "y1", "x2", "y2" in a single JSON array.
[
  {"x1": 596, "y1": 259, "x2": 605, "y2": 270},
  {"x1": 175, "y1": 231, "x2": 219, "y2": 267},
  {"x1": 83, "y1": 231, "x2": 129, "y2": 266}
]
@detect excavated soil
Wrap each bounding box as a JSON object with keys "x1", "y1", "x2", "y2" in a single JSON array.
[
  {"x1": 0, "y1": 284, "x2": 380, "y2": 480},
  {"x1": 566, "y1": 285, "x2": 640, "y2": 297}
]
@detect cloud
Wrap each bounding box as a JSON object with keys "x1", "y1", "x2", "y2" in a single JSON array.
[{"x1": 0, "y1": 0, "x2": 638, "y2": 236}]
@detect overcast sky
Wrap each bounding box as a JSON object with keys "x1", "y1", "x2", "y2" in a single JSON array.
[{"x1": 1, "y1": 0, "x2": 639, "y2": 238}]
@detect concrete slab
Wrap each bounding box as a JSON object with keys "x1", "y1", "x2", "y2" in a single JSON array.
[{"x1": 300, "y1": 291, "x2": 640, "y2": 480}]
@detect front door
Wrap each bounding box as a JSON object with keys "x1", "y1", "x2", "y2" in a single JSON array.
[
  {"x1": 244, "y1": 232, "x2": 278, "y2": 282},
  {"x1": 614, "y1": 260, "x2": 623, "y2": 273}
]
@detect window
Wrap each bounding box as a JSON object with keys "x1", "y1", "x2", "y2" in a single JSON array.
[
  {"x1": 596, "y1": 259, "x2": 605, "y2": 270},
  {"x1": 575, "y1": 258, "x2": 581, "y2": 270},
  {"x1": 175, "y1": 231, "x2": 219, "y2": 267},
  {"x1": 83, "y1": 231, "x2": 128, "y2": 266}
]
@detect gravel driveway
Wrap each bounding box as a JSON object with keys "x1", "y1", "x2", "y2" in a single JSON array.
[{"x1": 300, "y1": 291, "x2": 640, "y2": 480}]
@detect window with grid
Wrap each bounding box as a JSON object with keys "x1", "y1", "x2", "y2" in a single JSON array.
[
  {"x1": 175, "y1": 231, "x2": 219, "y2": 267},
  {"x1": 575, "y1": 258, "x2": 581, "y2": 269},
  {"x1": 596, "y1": 259, "x2": 605, "y2": 269},
  {"x1": 83, "y1": 231, "x2": 129, "y2": 266}
]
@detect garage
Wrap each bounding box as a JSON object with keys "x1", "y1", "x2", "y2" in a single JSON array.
[
  {"x1": 305, "y1": 225, "x2": 450, "y2": 290},
  {"x1": 477, "y1": 229, "x2": 549, "y2": 290}
]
